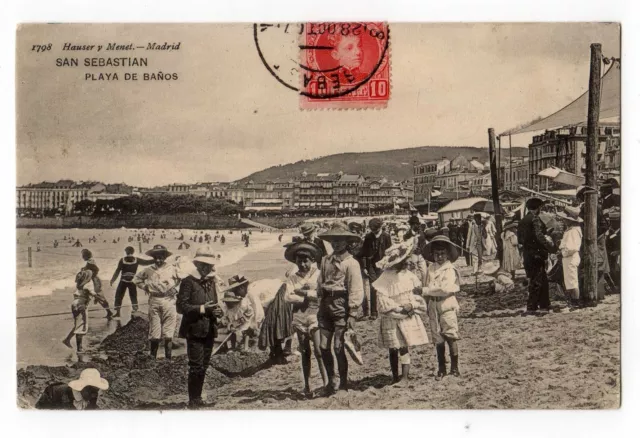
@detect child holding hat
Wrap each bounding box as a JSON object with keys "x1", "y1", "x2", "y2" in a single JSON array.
[
  {"x1": 316, "y1": 222, "x2": 364, "y2": 395},
  {"x1": 415, "y1": 235, "x2": 462, "y2": 380},
  {"x1": 373, "y1": 239, "x2": 429, "y2": 385}
]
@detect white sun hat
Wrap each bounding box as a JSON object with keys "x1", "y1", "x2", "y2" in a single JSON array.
[
  {"x1": 68, "y1": 368, "x2": 109, "y2": 391},
  {"x1": 192, "y1": 246, "x2": 217, "y2": 265}
]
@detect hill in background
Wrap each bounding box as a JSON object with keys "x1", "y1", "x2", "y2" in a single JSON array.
[{"x1": 238, "y1": 145, "x2": 529, "y2": 182}]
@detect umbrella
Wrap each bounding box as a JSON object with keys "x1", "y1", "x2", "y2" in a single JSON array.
[{"x1": 471, "y1": 200, "x2": 506, "y2": 214}]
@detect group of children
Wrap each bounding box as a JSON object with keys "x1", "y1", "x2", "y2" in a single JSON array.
[
  {"x1": 65, "y1": 220, "x2": 463, "y2": 398},
  {"x1": 278, "y1": 221, "x2": 463, "y2": 395}
]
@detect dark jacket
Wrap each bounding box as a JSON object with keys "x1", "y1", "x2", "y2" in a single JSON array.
[
  {"x1": 176, "y1": 275, "x2": 218, "y2": 339},
  {"x1": 459, "y1": 221, "x2": 469, "y2": 246},
  {"x1": 403, "y1": 229, "x2": 427, "y2": 255},
  {"x1": 518, "y1": 212, "x2": 554, "y2": 257},
  {"x1": 362, "y1": 231, "x2": 392, "y2": 276},
  {"x1": 35, "y1": 383, "x2": 98, "y2": 410}
]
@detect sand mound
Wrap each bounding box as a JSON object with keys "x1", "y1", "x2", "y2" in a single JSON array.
[
  {"x1": 100, "y1": 315, "x2": 149, "y2": 354},
  {"x1": 17, "y1": 353, "x2": 231, "y2": 409},
  {"x1": 211, "y1": 350, "x2": 271, "y2": 377}
]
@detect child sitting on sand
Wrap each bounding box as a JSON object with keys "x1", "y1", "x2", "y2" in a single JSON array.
[
  {"x1": 220, "y1": 284, "x2": 258, "y2": 351},
  {"x1": 373, "y1": 239, "x2": 430, "y2": 386},
  {"x1": 415, "y1": 235, "x2": 462, "y2": 380},
  {"x1": 62, "y1": 268, "x2": 99, "y2": 352}
]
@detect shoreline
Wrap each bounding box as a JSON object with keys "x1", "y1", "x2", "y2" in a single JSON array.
[{"x1": 16, "y1": 228, "x2": 292, "y2": 368}]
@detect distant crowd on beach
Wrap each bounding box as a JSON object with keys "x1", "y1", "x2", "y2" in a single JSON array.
[{"x1": 36, "y1": 184, "x2": 621, "y2": 408}]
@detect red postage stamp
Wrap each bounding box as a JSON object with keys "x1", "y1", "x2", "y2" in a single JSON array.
[{"x1": 299, "y1": 22, "x2": 390, "y2": 110}]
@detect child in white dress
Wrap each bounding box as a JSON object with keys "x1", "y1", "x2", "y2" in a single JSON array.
[
  {"x1": 374, "y1": 239, "x2": 430, "y2": 385},
  {"x1": 557, "y1": 206, "x2": 583, "y2": 307}
]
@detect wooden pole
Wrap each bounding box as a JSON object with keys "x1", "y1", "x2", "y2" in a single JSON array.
[
  {"x1": 582, "y1": 43, "x2": 602, "y2": 305},
  {"x1": 28, "y1": 247, "x2": 32, "y2": 268},
  {"x1": 509, "y1": 134, "x2": 513, "y2": 190},
  {"x1": 497, "y1": 136, "x2": 501, "y2": 189},
  {"x1": 488, "y1": 128, "x2": 504, "y2": 265},
  {"x1": 139, "y1": 241, "x2": 142, "y2": 254}
]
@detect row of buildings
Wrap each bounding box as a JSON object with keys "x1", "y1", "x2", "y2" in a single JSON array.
[
  {"x1": 17, "y1": 121, "x2": 621, "y2": 215},
  {"x1": 412, "y1": 121, "x2": 621, "y2": 204},
  {"x1": 16, "y1": 171, "x2": 414, "y2": 214},
  {"x1": 16, "y1": 181, "x2": 136, "y2": 214}
]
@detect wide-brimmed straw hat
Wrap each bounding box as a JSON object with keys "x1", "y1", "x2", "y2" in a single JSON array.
[
  {"x1": 225, "y1": 275, "x2": 249, "y2": 292},
  {"x1": 422, "y1": 235, "x2": 459, "y2": 263},
  {"x1": 145, "y1": 244, "x2": 172, "y2": 258},
  {"x1": 348, "y1": 221, "x2": 363, "y2": 232},
  {"x1": 577, "y1": 185, "x2": 598, "y2": 197},
  {"x1": 68, "y1": 368, "x2": 109, "y2": 392},
  {"x1": 425, "y1": 229, "x2": 439, "y2": 240},
  {"x1": 299, "y1": 222, "x2": 316, "y2": 236},
  {"x1": 503, "y1": 221, "x2": 519, "y2": 232},
  {"x1": 557, "y1": 206, "x2": 583, "y2": 224},
  {"x1": 221, "y1": 291, "x2": 242, "y2": 303},
  {"x1": 375, "y1": 239, "x2": 416, "y2": 271},
  {"x1": 284, "y1": 241, "x2": 323, "y2": 264},
  {"x1": 318, "y1": 222, "x2": 361, "y2": 243},
  {"x1": 192, "y1": 246, "x2": 217, "y2": 265}
]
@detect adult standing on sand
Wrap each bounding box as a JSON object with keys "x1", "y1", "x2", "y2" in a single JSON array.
[
  {"x1": 110, "y1": 246, "x2": 154, "y2": 318},
  {"x1": 176, "y1": 246, "x2": 224, "y2": 407},
  {"x1": 134, "y1": 244, "x2": 181, "y2": 359},
  {"x1": 361, "y1": 218, "x2": 392, "y2": 320},
  {"x1": 317, "y1": 223, "x2": 364, "y2": 395},
  {"x1": 518, "y1": 198, "x2": 555, "y2": 315}
]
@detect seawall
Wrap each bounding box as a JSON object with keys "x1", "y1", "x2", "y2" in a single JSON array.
[{"x1": 16, "y1": 214, "x2": 252, "y2": 230}]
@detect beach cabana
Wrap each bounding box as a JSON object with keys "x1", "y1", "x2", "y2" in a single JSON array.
[{"x1": 436, "y1": 197, "x2": 488, "y2": 224}]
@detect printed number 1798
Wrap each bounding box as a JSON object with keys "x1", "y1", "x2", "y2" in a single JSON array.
[{"x1": 32, "y1": 44, "x2": 52, "y2": 52}]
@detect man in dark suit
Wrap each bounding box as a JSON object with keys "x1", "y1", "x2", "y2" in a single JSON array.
[
  {"x1": 518, "y1": 198, "x2": 555, "y2": 314},
  {"x1": 176, "y1": 246, "x2": 224, "y2": 407},
  {"x1": 459, "y1": 215, "x2": 471, "y2": 266},
  {"x1": 361, "y1": 218, "x2": 392, "y2": 320}
]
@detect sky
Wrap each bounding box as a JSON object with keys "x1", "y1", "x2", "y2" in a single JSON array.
[{"x1": 16, "y1": 22, "x2": 620, "y2": 187}]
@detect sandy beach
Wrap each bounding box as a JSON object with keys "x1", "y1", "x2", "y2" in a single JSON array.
[{"x1": 16, "y1": 231, "x2": 620, "y2": 409}]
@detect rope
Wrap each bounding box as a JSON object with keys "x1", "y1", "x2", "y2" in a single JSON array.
[{"x1": 17, "y1": 303, "x2": 149, "y2": 320}]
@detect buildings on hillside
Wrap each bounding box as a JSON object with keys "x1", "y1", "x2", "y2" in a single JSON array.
[
  {"x1": 17, "y1": 172, "x2": 414, "y2": 214},
  {"x1": 16, "y1": 181, "x2": 135, "y2": 214}
]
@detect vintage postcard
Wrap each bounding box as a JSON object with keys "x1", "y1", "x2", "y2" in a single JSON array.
[{"x1": 15, "y1": 22, "x2": 621, "y2": 410}]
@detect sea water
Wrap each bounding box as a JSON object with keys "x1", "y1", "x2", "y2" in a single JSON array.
[
  {"x1": 16, "y1": 228, "x2": 294, "y2": 367},
  {"x1": 16, "y1": 228, "x2": 283, "y2": 299}
]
